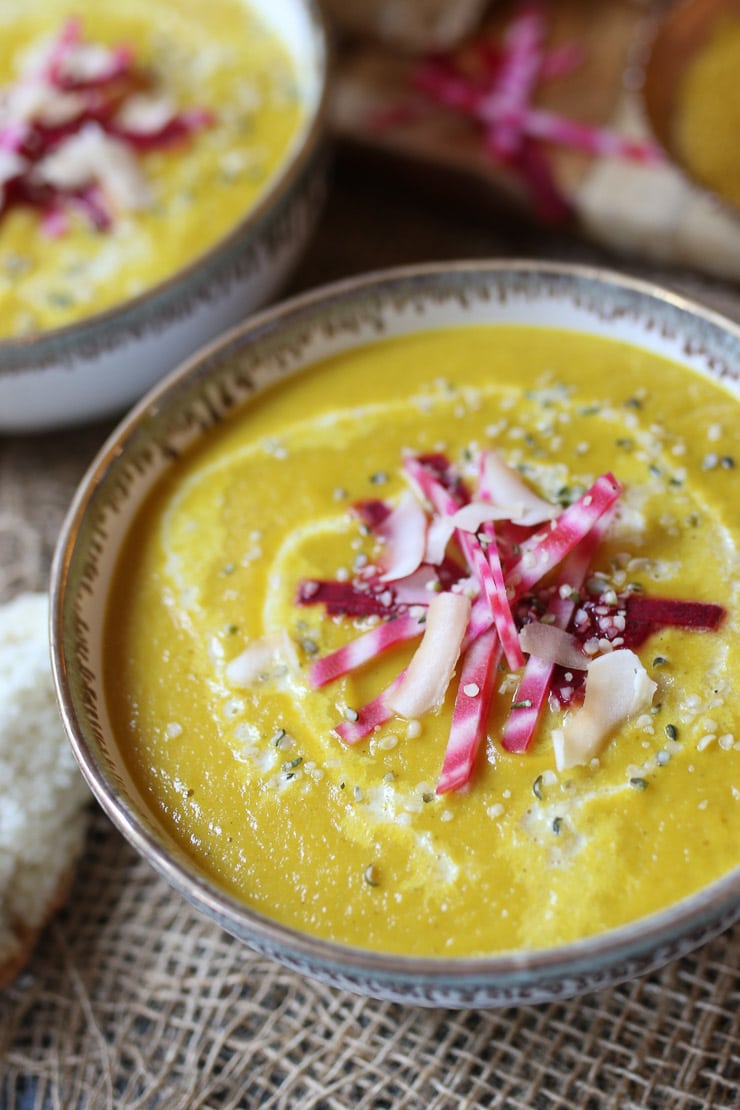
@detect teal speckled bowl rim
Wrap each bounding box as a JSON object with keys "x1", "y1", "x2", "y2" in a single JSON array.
[
  {"x1": 0, "y1": 0, "x2": 330, "y2": 373},
  {"x1": 50, "y1": 261, "x2": 740, "y2": 1006}
]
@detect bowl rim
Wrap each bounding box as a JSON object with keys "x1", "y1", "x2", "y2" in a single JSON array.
[
  {"x1": 50, "y1": 258, "x2": 740, "y2": 990},
  {"x1": 0, "y1": 0, "x2": 330, "y2": 364}
]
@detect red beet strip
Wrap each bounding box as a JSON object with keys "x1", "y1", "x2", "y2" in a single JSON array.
[
  {"x1": 507, "y1": 472, "x2": 622, "y2": 594},
  {"x1": 308, "y1": 614, "x2": 424, "y2": 689},
  {"x1": 469, "y1": 533, "x2": 524, "y2": 669},
  {"x1": 501, "y1": 509, "x2": 614, "y2": 753},
  {"x1": 623, "y1": 596, "x2": 726, "y2": 648},
  {"x1": 482, "y1": 1, "x2": 546, "y2": 159},
  {"x1": 334, "y1": 673, "x2": 405, "y2": 745},
  {"x1": 476, "y1": 450, "x2": 529, "y2": 668},
  {"x1": 436, "y1": 629, "x2": 502, "y2": 794}
]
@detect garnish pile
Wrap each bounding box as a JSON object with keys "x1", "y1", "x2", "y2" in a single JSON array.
[
  {"x1": 369, "y1": 1, "x2": 661, "y2": 223},
  {"x1": 298, "y1": 450, "x2": 724, "y2": 794},
  {"x1": 0, "y1": 18, "x2": 212, "y2": 234}
]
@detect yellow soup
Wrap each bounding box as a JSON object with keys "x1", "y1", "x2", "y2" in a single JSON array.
[
  {"x1": 105, "y1": 327, "x2": 740, "y2": 957},
  {"x1": 0, "y1": 0, "x2": 303, "y2": 335}
]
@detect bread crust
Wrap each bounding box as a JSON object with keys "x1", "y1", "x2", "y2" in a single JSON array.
[
  {"x1": 0, "y1": 592, "x2": 89, "y2": 990},
  {"x1": 0, "y1": 868, "x2": 75, "y2": 988}
]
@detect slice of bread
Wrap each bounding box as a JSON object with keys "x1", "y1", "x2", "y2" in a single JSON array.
[{"x1": 0, "y1": 592, "x2": 89, "y2": 987}]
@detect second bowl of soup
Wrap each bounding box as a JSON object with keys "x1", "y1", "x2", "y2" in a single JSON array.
[{"x1": 0, "y1": 0, "x2": 328, "y2": 430}]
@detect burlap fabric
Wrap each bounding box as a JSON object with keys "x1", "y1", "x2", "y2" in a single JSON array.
[{"x1": 1, "y1": 164, "x2": 738, "y2": 1108}]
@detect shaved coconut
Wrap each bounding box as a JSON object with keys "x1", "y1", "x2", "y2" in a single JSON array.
[
  {"x1": 34, "y1": 122, "x2": 152, "y2": 209},
  {"x1": 425, "y1": 514, "x2": 455, "y2": 565},
  {"x1": 2, "y1": 80, "x2": 85, "y2": 127},
  {"x1": 451, "y1": 500, "x2": 527, "y2": 532},
  {"x1": 386, "y1": 592, "x2": 470, "y2": 719},
  {"x1": 117, "y1": 93, "x2": 176, "y2": 135},
  {"x1": 33, "y1": 137, "x2": 87, "y2": 188},
  {"x1": 277, "y1": 628, "x2": 300, "y2": 677},
  {"x1": 0, "y1": 148, "x2": 27, "y2": 185},
  {"x1": 519, "y1": 621, "x2": 587, "y2": 670},
  {"x1": 225, "y1": 635, "x2": 293, "y2": 686},
  {"x1": 479, "y1": 449, "x2": 558, "y2": 525},
  {"x1": 553, "y1": 649, "x2": 657, "y2": 770},
  {"x1": 424, "y1": 500, "x2": 526, "y2": 564},
  {"x1": 392, "y1": 564, "x2": 441, "y2": 606},
  {"x1": 58, "y1": 42, "x2": 119, "y2": 83},
  {"x1": 17, "y1": 35, "x2": 61, "y2": 81},
  {"x1": 0, "y1": 120, "x2": 30, "y2": 153},
  {"x1": 87, "y1": 127, "x2": 152, "y2": 209},
  {"x1": 36, "y1": 92, "x2": 87, "y2": 127},
  {"x1": 378, "y1": 490, "x2": 428, "y2": 582}
]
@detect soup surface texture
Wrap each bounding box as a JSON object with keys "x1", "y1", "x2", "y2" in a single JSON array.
[
  {"x1": 0, "y1": 0, "x2": 303, "y2": 336},
  {"x1": 105, "y1": 326, "x2": 739, "y2": 957}
]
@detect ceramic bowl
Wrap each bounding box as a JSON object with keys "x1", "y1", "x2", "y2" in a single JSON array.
[
  {"x1": 50, "y1": 262, "x2": 740, "y2": 1008},
  {"x1": 0, "y1": 0, "x2": 329, "y2": 433}
]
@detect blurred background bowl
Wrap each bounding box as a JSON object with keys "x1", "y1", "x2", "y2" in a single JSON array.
[
  {"x1": 640, "y1": 0, "x2": 740, "y2": 210},
  {"x1": 49, "y1": 260, "x2": 740, "y2": 1008},
  {"x1": 0, "y1": 0, "x2": 329, "y2": 433}
]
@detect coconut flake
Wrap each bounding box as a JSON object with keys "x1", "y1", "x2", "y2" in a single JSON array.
[
  {"x1": 2, "y1": 79, "x2": 86, "y2": 127},
  {"x1": 425, "y1": 514, "x2": 455, "y2": 565},
  {"x1": 225, "y1": 635, "x2": 292, "y2": 686},
  {"x1": 424, "y1": 499, "x2": 529, "y2": 565},
  {"x1": 519, "y1": 621, "x2": 588, "y2": 670},
  {"x1": 0, "y1": 148, "x2": 27, "y2": 185},
  {"x1": 386, "y1": 592, "x2": 470, "y2": 719},
  {"x1": 553, "y1": 649, "x2": 657, "y2": 770},
  {"x1": 34, "y1": 121, "x2": 152, "y2": 209},
  {"x1": 116, "y1": 93, "x2": 177, "y2": 135},
  {"x1": 377, "y1": 489, "x2": 428, "y2": 582},
  {"x1": 56, "y1": 41, "x2": 126, "y2": 84},
  {"x1": 478, "y1": 449, "x2": 558, "y2": 525}
]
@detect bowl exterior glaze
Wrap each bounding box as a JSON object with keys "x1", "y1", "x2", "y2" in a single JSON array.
[
  {"x1": 0, "y1": 0, "x2": 329, "y2": 433},
  {"x1": 50, "y1": 262, "x2": 740, "y2": 1007}
]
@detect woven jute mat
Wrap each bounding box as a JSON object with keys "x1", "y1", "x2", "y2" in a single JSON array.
[
  {"x1": 1, "y1": 170, "x2": 739, "y2": 1108},
  {"x1": 1, "y1": 797, "x2": 738, "y2": 1109}
]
